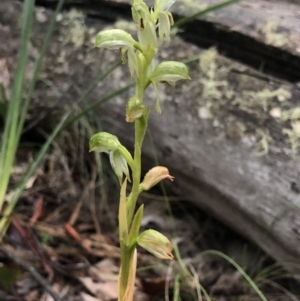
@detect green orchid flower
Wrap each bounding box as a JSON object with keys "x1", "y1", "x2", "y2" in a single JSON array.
[
  {"x1": 132, "y1": 0, "x2": 151, "y2": 29},
  {"x1": 95, "y1": 29, "x2": 136, "y2": 49},
  {"x1": 137, "y1": 21, "x2": 158, "y2": 51},
  {"x1": 89, "y1": 132, "x2": 134, "y2": 184},
  {"x1": 153, "y1": 0, "x2": 176, "y2": 40},
  {"x1": 137, "y1": 229, "x2": 173, "y2": 260},
  {"x1": 148, "y1": 61, "x2": 190, "y2": 113}
]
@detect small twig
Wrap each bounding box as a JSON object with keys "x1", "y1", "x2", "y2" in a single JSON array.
[{"x1": 0, "y1": 246, "x2": 63, "y2": 301}]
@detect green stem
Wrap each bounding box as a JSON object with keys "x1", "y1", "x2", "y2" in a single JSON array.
[
  {"x1": 125, "y1": 49, "x2": 153, "y2": 226},
  {"x1": 133, "y1": 120, "x2": 143, "y2": 197},
  {"x1": 126, "y1": 107, "x2": 149, "y2": 226},
  {"x1": 119, "y1": 243, "x2": 134, "y2": 300},
  {"x1": 119, "y1": 49, "x2": 153, "y2": 301},
  {"x1": 119, "y1": 117, "x2": 147, "y2": 301}
]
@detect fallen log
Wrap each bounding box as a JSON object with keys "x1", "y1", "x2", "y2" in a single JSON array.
[{"x1": 1, "y1": 0, "x2": 300, "y2": 267}]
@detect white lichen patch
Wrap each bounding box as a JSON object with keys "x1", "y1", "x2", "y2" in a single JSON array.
[
  {"x1": 269, "y1": 107, "x2": 281, "y2": 119},
  {"x1": 0, "y1": 59, "x2": 10, "y2": 89},
  {"x1": 277, "y1": 88, "x2": 291, "y2": 101},
  {"x1": 198, "y1": 106, "x2": 213, "y2": 119},
  {"x1": 191, "y1": 43, "x2": 297, "y2": 155},
  {"x1": 282, "y1": 108, "x2": 300, "y2": 154},
  {"x1": 198, "y1": 47, "x2": 228, "y2": 106},
  {"x1": 283, "y1": 121, "x2": 300, "y2": 154},
  {"x1": 35, "y1": 7, "x2": 48, "y2": 23},
  {"x1": 256, "y1": 129, "x2": 272, "y2": 156},
  {"x1": 292, "y1": 121, "x2": 300, "y2": 137},
  {"x1": 281, "y1": 107, "x2": 300, "y2": 121},
  {"x1": 225, "y1": 88, "x2": 235, "y2": 100},
  {"x1": 199, "y1": 47, "x2": 218, "y2": 74},
  {"x1": 262, "y1": 21, "x2": 288, "y2": 48},
  {"x1": 200, "y1": 77, "x2": 227, "y2": 100},
  {"x1": 60, "y1": 9, "x2": 86, "y2": 49},
  {"x1": 235, "y1": 87, "x2": 291, "y2": 112}
]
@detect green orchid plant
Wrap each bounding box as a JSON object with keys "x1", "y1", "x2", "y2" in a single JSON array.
[{"x1": 89, "y1": 1, "x2": 190, "y2": 300}]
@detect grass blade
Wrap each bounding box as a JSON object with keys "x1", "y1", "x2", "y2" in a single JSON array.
[
  {"x1": 64, "y1": 82, "x2": 134, "y2": 128},
  {"x1": 17, "y1": 0, "x2": 66, "y2": 139},
  {"x1": 0, "y1": 112, "x2": 70, "y2": 239},
  {"x1": 174, "y1": 243, "x2": 211, "y2": 301},
  {"x1": 0, "y1": 0, "x2": 35, "y2": 206},
  {"x1": 174, "y1": 0, "x2": 243, "y2": 28},
  {"x1": 198, "y1": 250, "x2": 268, "y2": 301}
]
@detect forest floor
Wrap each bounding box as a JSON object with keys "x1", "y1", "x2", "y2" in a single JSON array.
[{"x1": 1, "y1": 135, "x2": 300, "y2": 301}]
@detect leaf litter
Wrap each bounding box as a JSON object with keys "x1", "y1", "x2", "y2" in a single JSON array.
[{"x1": 3, "y1": 139, "x2": 300, "y2": 300}]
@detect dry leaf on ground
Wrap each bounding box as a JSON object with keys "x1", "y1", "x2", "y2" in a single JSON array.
[{"x1": 79, "y1": 277, "x2": 118, "y2": 300}]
